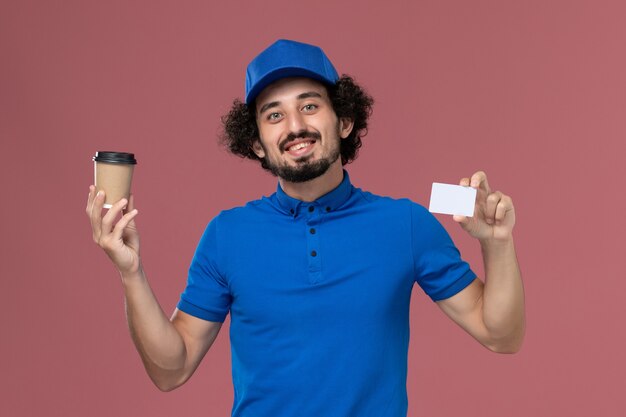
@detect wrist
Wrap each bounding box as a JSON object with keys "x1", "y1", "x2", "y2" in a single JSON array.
[
  {"x1": 119, "y1": 265, "x2": 146, "y2": 286},
  {"x1": 479, "y1": 235, "x2": 515, "y2": 252}
]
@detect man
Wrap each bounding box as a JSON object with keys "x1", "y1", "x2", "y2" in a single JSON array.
[{"x1": 86, "y1": 39, "x2": 524, "y2": 416}]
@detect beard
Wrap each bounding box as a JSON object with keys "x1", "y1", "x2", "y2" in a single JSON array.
[
  {"x1": 268, "y1": 152, "x2": 339, "y2": 182},
  {"x1": 261, "y1": 134, "x2": 341, "y2": 183}
]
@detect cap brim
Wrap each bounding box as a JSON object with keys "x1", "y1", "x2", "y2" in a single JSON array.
[{"x1": 245, "y1": 67, "x2": 336, "y2": 106}]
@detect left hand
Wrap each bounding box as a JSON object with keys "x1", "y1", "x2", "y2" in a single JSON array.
[{"x1": 453, "y1": 171, "x2": 515, "y2": 242}]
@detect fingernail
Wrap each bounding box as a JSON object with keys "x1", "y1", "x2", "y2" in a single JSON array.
[{"x1": 96, "y1": 191, "x2": 103, "y2": 198}]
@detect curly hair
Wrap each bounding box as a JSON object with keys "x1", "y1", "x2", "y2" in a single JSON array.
[{"x1": 219, "y1": 75, "x2": 374, "y2": 170}]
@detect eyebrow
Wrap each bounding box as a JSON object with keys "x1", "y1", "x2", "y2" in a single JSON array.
[
  {"x1": 297, "y1": 91, "x2": 322, "y2": 100},
  {"x1": 257, "y1": 91, "x2": 323, "y2": 116}
]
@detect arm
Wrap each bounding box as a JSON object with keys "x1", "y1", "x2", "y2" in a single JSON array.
[
  {"x1": 122, "y1": 270, "x2": 222, "y2": 391},
  {"x1": 86, "y1": 186, "x2": 222, "y2": 390},
  {"x1": 436, "y1": 172, "x2": 525, "y2": 353}
]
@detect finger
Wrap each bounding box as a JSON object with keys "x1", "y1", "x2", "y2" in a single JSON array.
[
  {"x1": 123, "y1": 194, "x2": 135, "y2": 215},
  {"x1": 111, "y1": 208, "x2": 139, "y2": 242},
  {"x1": 86, "y1": 186, "x2": 97, "y2": 240},
  {"x1": 86, "y1": 185, "x2": 95, "y2": 216},
  {"x1": 90, "y1": 190, "x2": 106, "y2": 242},
  {"x1": 470, "y1": 171, "x2": 491, "y2": 194},
  {"x1": 459, "y1": 177, "x2": 470, "y2": 187},
  {"x1": 494, "y1": 195, "x2": 513, "y2": 223},
  {"x1": 100, "y1": 197, "x2": 128, "y2": 239},
  {"x1": 485, "y1": 191, "x2": 503, "y2": 224}
]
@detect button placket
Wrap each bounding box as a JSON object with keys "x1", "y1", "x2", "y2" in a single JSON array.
[{"x1": 305, "y1": 204, "x2": 321, "y2": 283}]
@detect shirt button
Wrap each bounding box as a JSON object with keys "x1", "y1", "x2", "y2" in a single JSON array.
[
  {"x1": 310, "y1": 228, "x2": 316, "y2": 234},
  {"x1": 308, "y1": 206, "x2": 314, "y2": 212},
  {"x1": 311, "y1": 250, "x2": 317, "y2": 257},
  {"x1": 290, "y1": 209, "x2": 295, "y2": 214},
  {"x1": 325, "y1": 207, "x2": 331, "y2": 212}
]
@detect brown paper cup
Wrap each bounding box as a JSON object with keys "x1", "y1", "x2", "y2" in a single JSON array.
[{"x1": 93, "y1": 152, "x2": 137, "y2": 209}]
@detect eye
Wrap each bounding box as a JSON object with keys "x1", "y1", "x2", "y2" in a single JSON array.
[
  {"x1": 267, "y1": 112, "x2": 282, "y2": 121},
  {"x1": 302, "y1": 104, "x2": 318, "y2": 112}
]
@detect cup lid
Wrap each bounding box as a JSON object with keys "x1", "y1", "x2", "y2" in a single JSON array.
[{"x1": 93, "y1": 151, "x2": 137, "y2": 165}]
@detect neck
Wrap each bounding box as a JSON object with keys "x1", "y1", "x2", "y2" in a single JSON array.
[{"x1": 279, "y1": 161, "x2": 344, "y2": 202}]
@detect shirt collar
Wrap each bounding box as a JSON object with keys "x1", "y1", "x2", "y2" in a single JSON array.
[{"x1": 274, "y1": 170, "x2": 354, "y2": 216}]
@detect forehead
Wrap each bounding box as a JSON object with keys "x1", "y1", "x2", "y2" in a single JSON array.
[{"x1": 255, "y1": 77, "x2": 329, "y2": 109}]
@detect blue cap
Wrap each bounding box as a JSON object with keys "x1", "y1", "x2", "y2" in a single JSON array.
[{"x1": 245, "y1": 39, "x2": 339, "y2": 105}]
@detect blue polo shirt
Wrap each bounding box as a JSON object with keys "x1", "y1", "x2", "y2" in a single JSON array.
[{"x1": 178, "y1": 171, "x2": 476, "y2": 417}]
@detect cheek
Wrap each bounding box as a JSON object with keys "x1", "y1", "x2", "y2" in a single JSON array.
[{"x1": 258, "y1": 125, "x2": 280, "y2": 144}]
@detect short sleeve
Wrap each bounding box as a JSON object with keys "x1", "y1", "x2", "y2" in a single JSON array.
[
  {"x1": 177, "y1": 216, "x2": 231, "y2": 322},
  {"x1": 411, "y1": 203, "x2": 477, "y2": 301}
]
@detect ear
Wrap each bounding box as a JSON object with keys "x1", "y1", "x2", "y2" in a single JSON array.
[
  {"x1": 338, "y1": 117, "x2": 354, "y2": 139},
  {"x1": 251, "y1": 139, "x2": 265, "y2": 158}
]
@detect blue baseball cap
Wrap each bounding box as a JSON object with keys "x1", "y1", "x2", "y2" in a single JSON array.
[{"x1": 245, "y1": 39, "x2": 339, "y2": 106}]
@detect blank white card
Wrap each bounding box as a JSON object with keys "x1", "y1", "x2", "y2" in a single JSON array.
[{"x1": 428, "y1": 183, "x2": 477, "y2": 217}]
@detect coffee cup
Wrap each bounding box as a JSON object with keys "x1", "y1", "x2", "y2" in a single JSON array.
[{"x1": 93, "y1": 151, "x2": 137, "y2": 208}]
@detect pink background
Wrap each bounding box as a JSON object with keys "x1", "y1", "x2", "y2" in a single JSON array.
[{"x1": 1, "y1": 1, "x2": 624, "y2": 416}]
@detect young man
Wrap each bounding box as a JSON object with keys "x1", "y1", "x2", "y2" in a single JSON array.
[{"x1": 86, "y1": 39, "x2": 524, "y2": 417}]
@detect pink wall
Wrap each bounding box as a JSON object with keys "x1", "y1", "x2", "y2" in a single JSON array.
[{"x1": 1, "y1": 1, "x2": 624, "y2": 416}]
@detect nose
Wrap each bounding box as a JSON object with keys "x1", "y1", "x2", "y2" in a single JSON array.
[{"x1": 286, "y1": 110, "x2": 307, "y2": 133}]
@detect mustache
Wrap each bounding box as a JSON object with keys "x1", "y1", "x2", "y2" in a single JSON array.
[{"x1": 279, "y1": 130, "x2": 321, "y2": 152}]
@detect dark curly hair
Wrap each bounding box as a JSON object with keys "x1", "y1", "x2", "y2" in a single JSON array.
[{"x1": 219, "y1": 75, "x2": 374, "y2": 170}]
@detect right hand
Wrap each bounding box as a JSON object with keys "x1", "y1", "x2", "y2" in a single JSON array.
[{"x1": 86, "y1": 185, "x2": 141, "y2": 276}]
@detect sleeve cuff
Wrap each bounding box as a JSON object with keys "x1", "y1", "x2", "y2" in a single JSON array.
[
  {"x1": 177, "y1": 298, "x2": 228, "y2": 323},
  {"x1": 429, "y1": 270, "x2": 478, "y2": 302}
]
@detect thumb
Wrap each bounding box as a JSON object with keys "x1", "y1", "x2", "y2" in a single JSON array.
[
  {"x1": 453, "y1": 214, "x2": 472, "y2": 231},
  {"x1": 453, "y1": 214, "x2": 468, "y2": 224}
]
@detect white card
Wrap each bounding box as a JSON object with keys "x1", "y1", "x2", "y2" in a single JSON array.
[{"x1": 429, "y1": 183, "x2": 477, "y2": 216}]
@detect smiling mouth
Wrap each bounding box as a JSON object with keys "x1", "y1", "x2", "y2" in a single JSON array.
[
  {"x1": 280, "y1": 130, "x2": 322, "y2": 153},
  {"x1": 286, "y1": 140, "x2": 315, "y2": 152}
]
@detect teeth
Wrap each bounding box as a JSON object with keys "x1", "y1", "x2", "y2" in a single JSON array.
[{"x1": 289, "y1": 141, "x2": 312, "y2": 151}]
